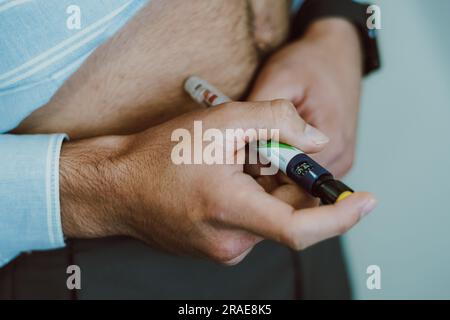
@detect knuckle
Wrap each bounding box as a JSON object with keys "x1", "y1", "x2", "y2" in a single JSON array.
[
  {"x1": 207, "y1": 196, "x2": 244, "y2": 224},
  {"x1": 270, "y1": 99, "x2": 297, "y2": 118},
  {"x1": 332, "y1": 148, "x2": 355, "y2": 177},
  {"x1": 268, "y1": 100, "x2": 303, "y2": 133},
  {"x1": 209, "y1": 239, "x2": 240, "y2": 264},
  {"x1": 207, "y1": 204, "x2": 234, "y2": 226},
  {"x1": 327, "y1": 136, "x2": 355, "y2": 176},
  {"x1": 341, "y1": 155, "x2": 355, "y2": 175},
  {"x1": 279, "y1": 225, "x2": 305, "y2": 251},
  {"x1": 292, "y1": 239, "x2": 306, "y2": 251},
  {"x1": 208, "y1": 207, "x2": 226, "y2": 223},
  {"x1": 330, "y1": 137, "x2": 346, "y2": 157}
]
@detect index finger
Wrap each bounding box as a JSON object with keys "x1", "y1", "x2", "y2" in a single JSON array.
[{"x1": 216, "y1": 100, "x2": 330, "y2": 154}]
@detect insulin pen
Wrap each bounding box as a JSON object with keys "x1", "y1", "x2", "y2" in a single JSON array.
[{"x1": 184, "y1": 76, "x2": 354, "y2": 204}]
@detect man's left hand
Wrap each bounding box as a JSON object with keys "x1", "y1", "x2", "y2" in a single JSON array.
[{"x1": 248, "y1": 18, "x2": 364, "y2": 178}]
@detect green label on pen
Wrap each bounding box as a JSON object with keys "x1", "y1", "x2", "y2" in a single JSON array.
[
  {"x1": 259, "y1": 141, "x2": 296, "y2": 150},
  {"x1": 257, "y1": 141, "x2": 303, "y2": 173}
]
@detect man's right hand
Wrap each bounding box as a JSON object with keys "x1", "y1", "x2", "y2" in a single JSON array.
[{"x1": 59, "y1": 100, "x2": 376, "y2": 265}]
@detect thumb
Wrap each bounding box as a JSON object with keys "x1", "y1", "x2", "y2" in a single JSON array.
[{"x1": 287, "y1": 192, "x2": 377, "y2": 250}]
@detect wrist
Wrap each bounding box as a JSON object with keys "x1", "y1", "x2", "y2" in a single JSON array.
[
  {"x1": 59, "y1": 134, "x2": 132, "y2": 239},
  {"x1": 302, "y1": 18, "x2": 363, "y2": 74},
  {"x1": 305, "y1": 17, "x2": 358, "y2": 39}
]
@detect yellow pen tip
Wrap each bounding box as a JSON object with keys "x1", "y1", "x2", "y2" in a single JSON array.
[{"x1": 336, "y1": 191, "x2": 353, "y2": 203}]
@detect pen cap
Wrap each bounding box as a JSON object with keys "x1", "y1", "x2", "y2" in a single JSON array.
[
  {"x1": 184, "y1": 76, "x2": 231, "y2": 107},
  {"x1": 314, "y1": 179, "x2": 354, "y2": 205}
]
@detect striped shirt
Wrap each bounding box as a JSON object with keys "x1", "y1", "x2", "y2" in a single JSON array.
[{"x1": 0, "y1": 0, "x2": 148, "y2": 267}]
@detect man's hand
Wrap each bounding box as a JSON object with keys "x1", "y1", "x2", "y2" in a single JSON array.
[
  {"x1": 249, "y1": 18, "x2": 364, "y2": 177},
  {"x1": 60, "y1": 100, "x2": 376, "y2": 265}
]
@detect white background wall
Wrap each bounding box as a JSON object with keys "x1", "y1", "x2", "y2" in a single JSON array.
[{"x1": 344, "y1": 0, "x2": 450, "y2": 299}]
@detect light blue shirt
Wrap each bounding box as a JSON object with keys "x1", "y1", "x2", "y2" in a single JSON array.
[{"x1": 0, "y1": 0, "x2": 148, "y2": 267}]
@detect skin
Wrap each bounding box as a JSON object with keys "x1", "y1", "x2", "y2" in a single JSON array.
[
  {"x1": 11, "y1": 1, "x2": 376, "y2": 264},
  {"x1": 13, "y1": 0, "x2": 288, "y2": 138},
  {"x1": 249, "y1": 18, "x2": 364, "y2": 178},
  {"x1": 60, "y1": 100, "x2": 376, "y2": 265}
]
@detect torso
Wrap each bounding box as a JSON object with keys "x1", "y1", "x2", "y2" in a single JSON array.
[{"x1": 15, "y1": 0, "x2": 292, "y2": 138}]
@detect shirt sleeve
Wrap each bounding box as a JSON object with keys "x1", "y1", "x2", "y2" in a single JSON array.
[
  {"x1": 291, "y1": 0, "x2": 305, "y2": 14},
  {"x1": 0, "y1": 134, "x2": 67, "y2": 267}
]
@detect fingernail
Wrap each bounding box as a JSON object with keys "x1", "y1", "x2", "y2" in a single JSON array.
[
  {"x1": 305, "y1": 124, "x2": 330, "y2": 145},
  {"x1": 360, "y1": 197, "x2": 377, "y2": 218}
]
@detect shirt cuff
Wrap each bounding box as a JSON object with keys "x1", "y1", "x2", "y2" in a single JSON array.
[{"x1": 0, "y1": 134, "x2": 68, "y2": 267}]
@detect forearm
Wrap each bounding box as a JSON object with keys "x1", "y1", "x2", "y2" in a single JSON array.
[{"x1": 291, "y1": 0, "x2": 380, "y2": 76}]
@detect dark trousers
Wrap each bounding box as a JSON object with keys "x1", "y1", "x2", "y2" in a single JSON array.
[{"x1": 0, "y1": 237, "x2": 351, "y2": 300}]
